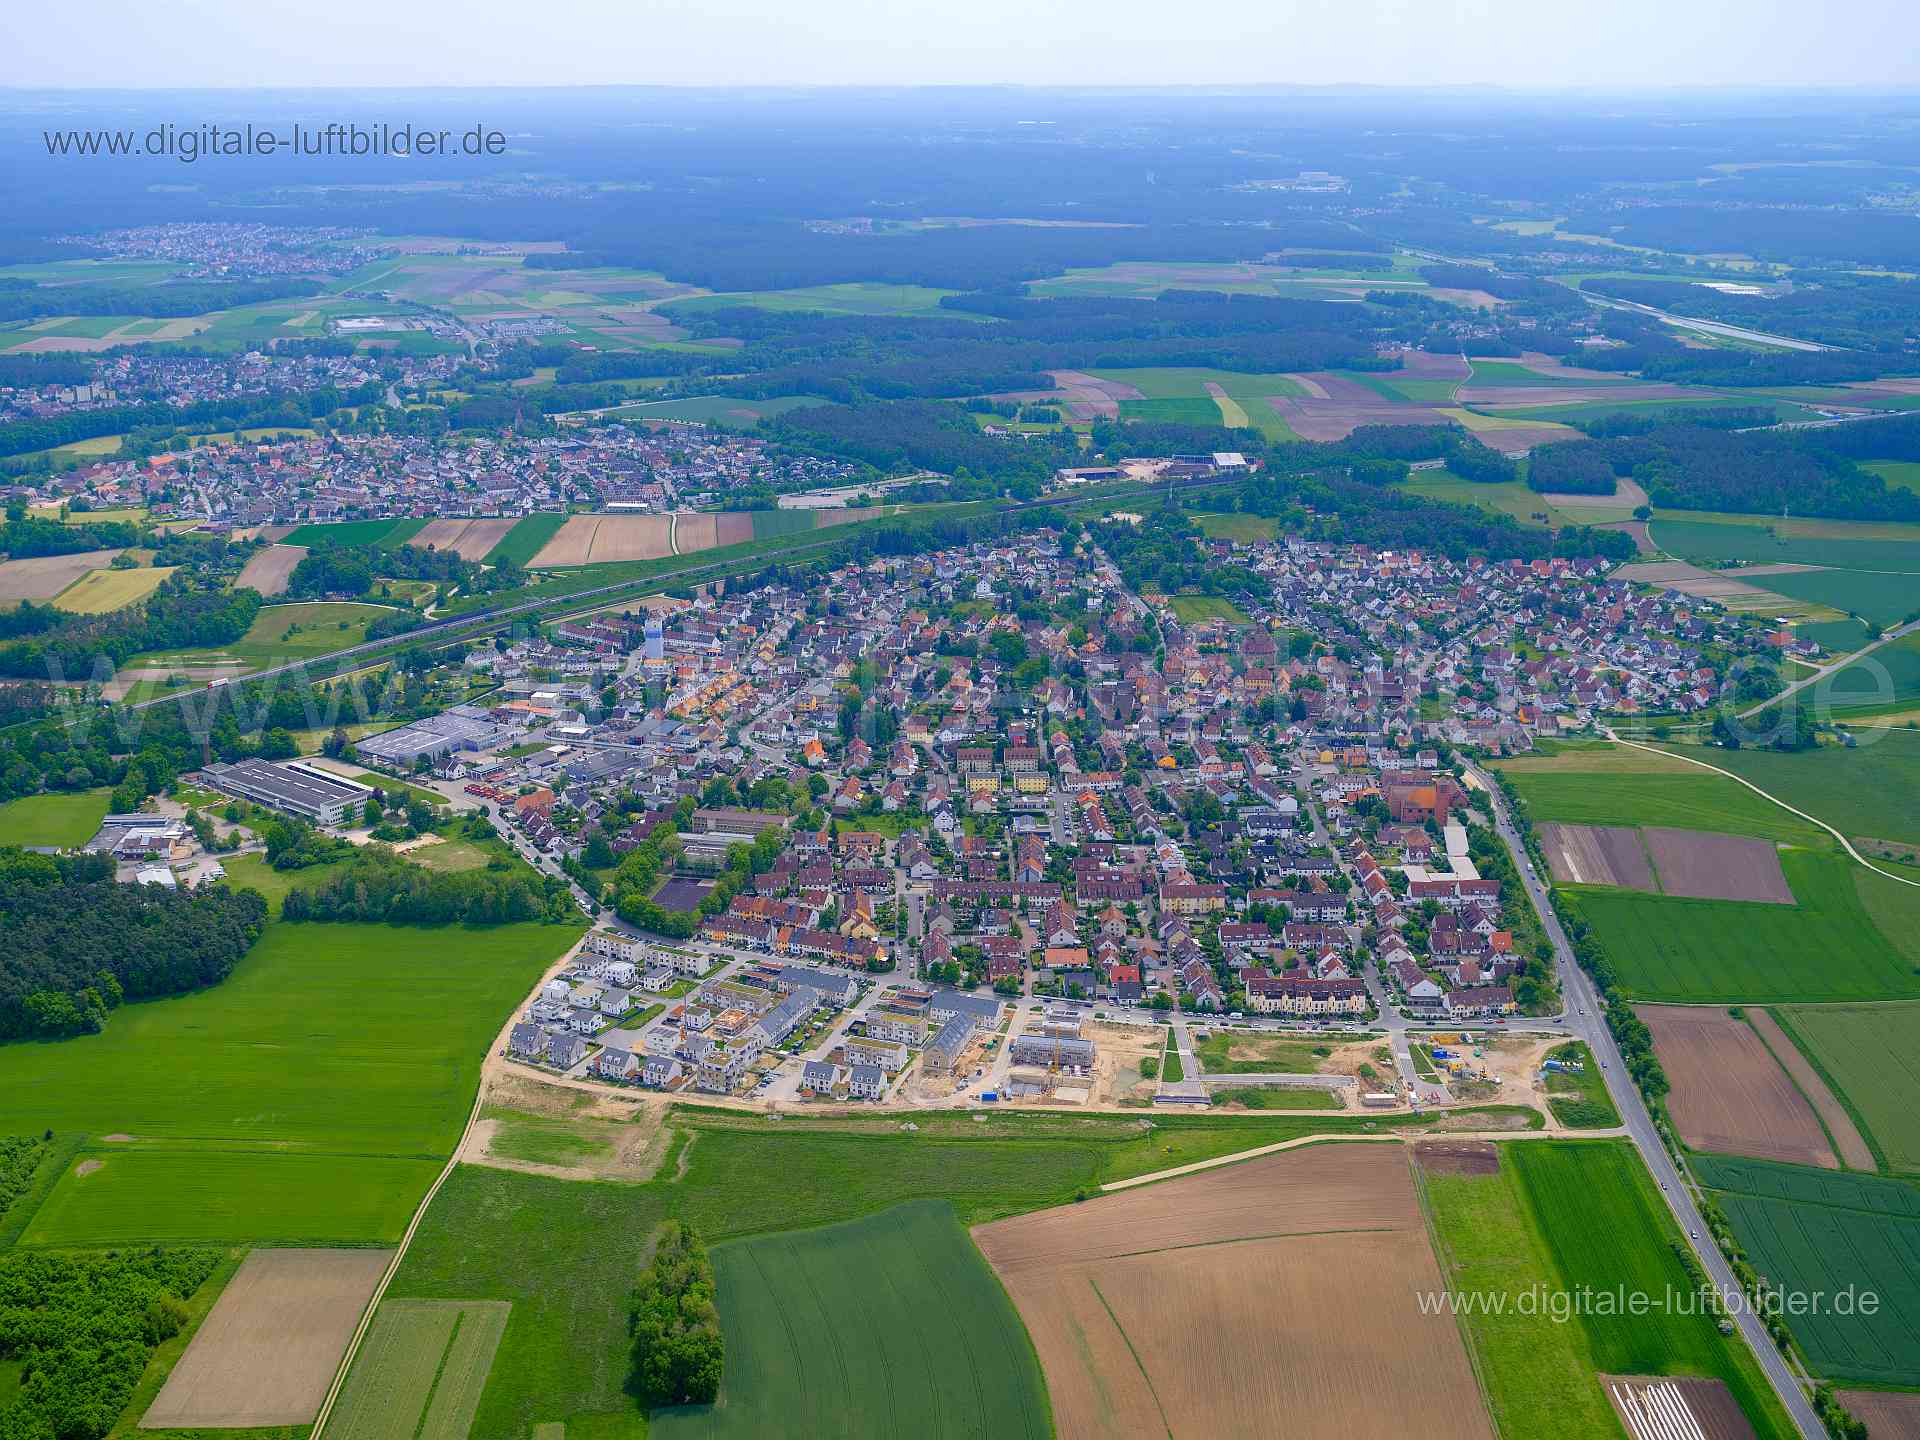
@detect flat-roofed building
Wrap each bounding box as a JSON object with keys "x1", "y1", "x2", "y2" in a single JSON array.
[{"x1": 201, "y1": 759, "x2": 372, "y2": 826}]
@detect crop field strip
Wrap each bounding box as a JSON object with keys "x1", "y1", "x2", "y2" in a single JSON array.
[
  {"x1": 328, "y1": 1300, "x2": 511, "y2": 1440},
  {"x1": 1772, "y1": 1002, "x2": 1920, "y2": 1174},
  {"x1": 1639, "y1": 1006, "x2": 1842, "y2": 1169},
  {"x1": 1691, "y1": 1156, "x2": 1920, "y2": 1386},
  {"x1": 651, "y1": 1200, "x2": 1048, "y2": 1440}
]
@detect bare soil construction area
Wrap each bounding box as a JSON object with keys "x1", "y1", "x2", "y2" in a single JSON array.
[
  {"x1": 0, "y1": 547, "x2": 123, "y2": 603},
  {"x1": 1603, "y1": 1377, "x2": 1756, "y2": 1440},
  {"x1": 408, "y1": 517, "x2": 516, "y2": 562},
  {"x1": 974, "y1": 1142, "x2": 1493, "y2": 1440},
  {"x1": 1541, "y1": 823, "x2": 1657, "y2": 890},
  {"x1": 1413, "y1": 1138, "x2": 1501, "y2": 1175},
  {"x1": 235, "y1": 544, "x2": 308, "y2": 596},
  {"x1": 1644, "y1": 827, "x2": 1793, "y2": 903},
  {"x1": 144, "y1": 1247, "x2": 392, "y2": 1428},
  {"x1": 1640, "y1": 1006, "x2": 1839, "y2": 1168}
]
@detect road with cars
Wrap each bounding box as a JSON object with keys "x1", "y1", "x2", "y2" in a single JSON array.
[{"x1": 1467, "y1": 762, "x2": 1822, "y2": 1439}]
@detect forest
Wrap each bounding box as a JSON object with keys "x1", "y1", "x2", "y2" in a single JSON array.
[
  {"x1": 0, "y1": 275, "x2": 317, "y2": 322},
  {"x1": 0, "y1": 848, "x2": 268, "y2": 1040},
  {"x1": 0, "y1": 575, "x2": 262, "y2": 682},
  {"x1": 627, "y1": 1221, "x2": 723, "y2": 1407},
  {"x1": 0, "y1": 1245, "x2": 221, "y2": 1440}
]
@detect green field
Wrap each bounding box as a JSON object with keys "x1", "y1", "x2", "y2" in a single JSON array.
[
  {"x1": 1188, "y1": 511, "x2": 1277, "y2": 543},
  {"x1": 0, "y1": 919, "x2": 581, "y2": 1246},
  {"x1": 1865, "y1": 460, "x2": 1920, "y2": 496},
  {"x1": 1400, "y1": 469, "x2": 1620, "y2": 529},
  {"x1": 282, "y1": 517, "x2": 428, "y2": 549},
  {"x1": 138, "y1": 600, "x2": 399, "y2": 673},
  {"x1": 216, "y1": 852, "x2": 354, "y2": 916},
  {"x1": 1508, "y1": 1143, "x2": 1795, "y2": 1436},
  {"x1": 485, "y1": 513, "x2": 568, "y2": 567},
  {"x1": 652, "y1": 1201, "x2": 1049, "y2": 1440},
  {"x1": 1496, "y1": 764, "x2": 1820, "y2": 843},
  {"x1": 1469, "y1": 358, "x2": 1631, "y2": 388},
  {"x1": 1085, "y1": 367, "x2": 1306, "y2": 438},
  {"x1": 1650, "y1": 518, "x2": 1920, "y2": 573},
  {"x1": 745, "y1": 509, "x2": 819, "y2": 541},
  {"x1": 1659, "y1": 732, "x2": 1920, "y2": 847},
  {"x1": 0, "y1": 787, "x2": 111, "y2": 848},
  {"x1": 1166, "y1": 593, "x2": 1251, "y2": 625},
  {"x1": 331, "y1": 1300, "x2": 512, "y2": 1440},
  {"x1": 1542, "y1": 1042, "x2": 1622, "y2": 1129},
  {"x1": 1692, "y1": 1155, "x2": 1920, "y2": 1385},
  {"x1": 1773, "y1": 1003, "x2": 1920, "y2": 1173},
  {"x1": 1745, "y1": 571, "x2": 1920, "y2": 631},
  {"x1": 1194, "y1": 1032, "x2": 1340, "y2": 1075},
  {"x1": 1562, "y1": 848, "x2": 1920, "y2": 1003},
  {"x1": 1820, "y1": 632, "x2": 1920, "y2": 711},
  {"x1": 1117, "y1": 396, "x2": 1223, "y2": 426},
  {"x1": 602, "y1": 394, "x2": 829, "y2": 426},
  {"x1": 1423, "y1": 1151, "x2": 1651, "y2": 1438}
]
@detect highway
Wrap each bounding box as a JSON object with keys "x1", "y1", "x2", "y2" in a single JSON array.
[
  {"x1": 1467, "y1": 763, "x2": 1822, "y2": 1439},
  {"x1": 1579, "y1": 292, "x2": 1836, "y2": 354}
]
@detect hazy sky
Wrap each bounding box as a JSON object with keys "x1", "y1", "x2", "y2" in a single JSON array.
[{"x1": 7, "y1": 0, "x2": 1919, "y2": 89}]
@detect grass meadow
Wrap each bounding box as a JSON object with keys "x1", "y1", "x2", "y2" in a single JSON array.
[
  {"x1": 0, "y1": 919, "x2": 582, "y2": 1246},
  {"x1": 1691, "y1": 1155, "x2": 1920, "y2": 1386},
  {"x1": 651, "y1": 1201, "x2": 1050, "y2": 1440},
  {"x1": 1167, "y1": 593, "x2": 1251, "y2": 625},
  {"x1": 329, "y1": 1300, "x2": 511, "y2": 1440},
  {"x1": 1188, "y1": 511, "x2": 1278, "y2": 543},
  {"x1": 0, "y1": 787, "x2": 112, "y2": 848},
  {"x1": 1495, "y1": 766, "x2": 1821, "y2": 843},
  {"x1": 1774, "y1": 1003, "x2": 1920, "y2": 1174}
]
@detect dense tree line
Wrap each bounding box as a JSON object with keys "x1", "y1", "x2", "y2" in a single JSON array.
[
  {"x1": 0, "y1": 384, "x2": 378, "y2": 461},
  {"x1": 0, "y1": 354, "x2": 90, "y2": 388},
  {"x1": 1564, "y1": 206, "x2": 1920, "y2": 270},
  {"x1": 0, "y1": 1134, "x2": 50, "y2": 1226},
  {"x1": 1567, "y1": 405, "x2": 1772, "y2": 438},
  {"x1": 0, "y1": 1246, "x2": 220, "y2": 1440},
  {"x1": 279, "y1": 847, "x2": 576, "y2": 925},
  {"x1": 0, "y1": 849, "x2": 267, "y2": 1040},
  {"x1": 627, "y1": 1222, "x2": 723, "y2": 1408},
  {"x1": 0, "y1": 512, "x2": 144, "y2": 560},
  {"x1": 770, "y1": 400, "x2": 1073, "y2": 497},
  {"x1": 0, "y1": 576, "x2": 261, "y2": 681},
  {"x1": 1544, "y1": 421, "x2": 1920, "y2": 520},
  {"x1": 1094, "y1": 507, "x2": 1268, "y2": 604},
  {"x1": 286, "y1": 540, "x2": 524, "y2": 601},
  {"x1": 1525, "y1": 440, "x2": 1620, "y2": 495},
  {"x1": 0, "y1": 276, "x2": 318, "y2": 323}
]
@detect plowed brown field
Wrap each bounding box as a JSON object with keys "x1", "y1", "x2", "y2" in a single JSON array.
[
  {"x1": 235, "y1": 544, "x2": 307, "y2": 596},
  {"x1": 409, "y1": 517, "x2": 517, "y2": 562},
  {"x1": 1640, "y1": 1005, "x2": 1839, "y2": 1168},
  {"x1": 974, "y1": 1143, "x2": 1492, "y2": 1440},
  {"x1": 1644, "y1": 827, "x2": 1793, "y2": 903}
]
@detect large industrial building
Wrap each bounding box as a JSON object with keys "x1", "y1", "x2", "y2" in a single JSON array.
[
  {"x1": 353, "y1": 705, "x2": 507, "y2": 767},
  {"x1": 200, "y1": 759, "x2": 374, "y2": 826}
]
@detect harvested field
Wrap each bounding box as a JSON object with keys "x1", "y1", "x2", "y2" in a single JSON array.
[
  {"x1": 0, "y1": 547, "x2": 123, "y2": 604},
  {"x1": 1540, "y1": 823, "x2": 1657, "y2": 890},
  {"x1": 408, "y1": 517, "x2": 517, "y2": 563},
  {"x1": 143, "y1": 1247, "x2": 392, "y2": 1427},
  {"x1": 1283, "y1": 372, "x2": 1332, "y2": 399},
  {"x1": 1747, "y1": 1009, "x2": 1875, "y2": 1170},
  {"x1": 674, "y1": 511, "x2": 719, "y2": 554},
  {"x1": 1536, "y1": 477, "x2": 1652, "y2": 512},
  {"x1": 1045, "y1": 369, "x2": 1141, "y2": 419},
  {"x1": 528, "y1": 513, "x2": 675, "y2": 565},
  {"x1": 1398, "y1": 349, "x2": 1471, "y2": 381},
  {"x1": 1266, "y1": 394, "x2": 1450, "y2": 441},
  {"x1": 1644, "y1": 828, "x2": 1792, "y2": 903},
  {"x1": 1836, "y1": 1390, "x2": 1920, "y2": 1438},
  {"x1": 1603, "y1": 1376, "x2": 1756, "y2": 1440},
  {"x1": 1614, "y1": 559, "x2": 1821, "y2": 615},
  {"x1": 1413, "y1": 1138, "x2": 1500, "y2": 1175},
  {"x1": 101, "y1": 662, "x2": 245, "y2": 700},
  {"x1": 974, "y1": 1143, "x2": 1492, "y2": 1440},
  {"x1": 1640, "y1": 1006, "x2": 1837, "y2": 1168},
  {"x1": 53, "y1": 564, "x2": 176, "y2": 614},
  {"x1": 235, "y1": 544, "x2": 307, "y2": 596},
  {"x1": 712, "y1": 511, "x2": 756, "y2": 546}
]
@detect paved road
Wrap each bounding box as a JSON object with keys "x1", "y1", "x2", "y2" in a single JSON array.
[
  {"x1": 1468, "y1": 763, "x2": 1821, "y2": 1439},
  {"x1": 1737, "y1": 617, "x2": 1920, "y2": 720}
]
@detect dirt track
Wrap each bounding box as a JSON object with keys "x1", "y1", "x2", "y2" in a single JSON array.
[
  {"x1": 975, "y1": 1144, "x2": 1492, "y2": 1440},
  {"x1": 144, "y1": 1248, "x2": 392, "y2": 1428},
  {"x1": 1641, "y1": 1005, "x2": 1837, "y2": 1168}
]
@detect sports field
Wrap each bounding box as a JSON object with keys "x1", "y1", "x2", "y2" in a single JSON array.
[
  {"x1": 330, "y1": 1299, "x2": 512, "y2": 1440},
  {"x1": 654, "y1": 1201, "x2": 1048, "y2": 1440},
  {"x1": 1692, "y1": 1155, "x2": 1920, "y2": 1386},
  {"x1": 1563, "y1": 849, "x2": 1920, "y2": 1003},
  {"x1": 0, "y1": 919, "x2": 581, "y2": 1246},
  {"x1": 1774, "y1": 1002, "x2": 1920, "y2": 1174},
  {"x1": 0, "y1": 787, "x2": 111, "y2": 848},
  {"x1": 52, "y1": 564, "x2": 176, "y2": 614}
]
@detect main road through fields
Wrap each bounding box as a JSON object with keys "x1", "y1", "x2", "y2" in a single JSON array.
[{"x1": 1466, "y1": 762, "x2": 1823, "y2": 1440}]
